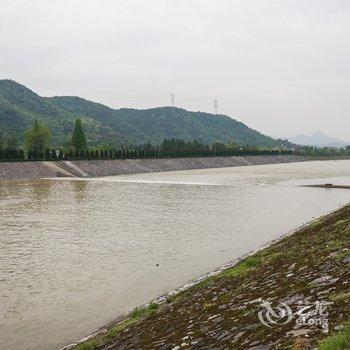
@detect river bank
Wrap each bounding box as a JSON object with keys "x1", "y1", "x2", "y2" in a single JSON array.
[
  {"x1": 65, "y1": 204, "x2": 350, "y2": 350},
  {"x1": 0, "y1": 155, "x2": 307, "y2": 179}
]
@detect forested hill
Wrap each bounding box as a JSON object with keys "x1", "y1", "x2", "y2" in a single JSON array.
[{"x1": 0, "y1": 79, "x2": 289, "y2": 147}]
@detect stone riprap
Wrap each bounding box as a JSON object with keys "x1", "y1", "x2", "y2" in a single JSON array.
[
  {"x1": 66, "y1": 205, "x2": 350, "y2": 350},
  {"x1": 0, "y1": 155, "x2": 306, "y2": 180},
  {"x1": 0, "y1": 161, "x2": 73, "y2": 180}
]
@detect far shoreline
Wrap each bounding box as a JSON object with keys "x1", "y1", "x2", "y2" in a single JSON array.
[{"x1": 0, "y1": 154, "x2": 313, "y2": 180}]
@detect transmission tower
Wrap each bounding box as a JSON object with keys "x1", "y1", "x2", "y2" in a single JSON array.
[
  {"x1": 214, "y1": 99, "x2": 218, "y2": 114},
  {"x1": 171, "y1": 93, "x2": 175, "y2": 107}
]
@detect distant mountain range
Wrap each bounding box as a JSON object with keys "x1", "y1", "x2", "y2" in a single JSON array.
[
  {"x1": 0, "y1": 79, "x2": 291, "y2": 148},
  {"x1": 287, "y1": 132, "x2": 349, "y2": 148}
]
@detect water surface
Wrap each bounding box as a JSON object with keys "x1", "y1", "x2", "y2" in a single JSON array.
[{"x1": 1, "y1": 160, "x2": 350, "y2": 350}]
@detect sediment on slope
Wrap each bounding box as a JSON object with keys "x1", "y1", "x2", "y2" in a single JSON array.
[
  {"x1": 0, "y1": 155, "x2": 306, "y2": 180},
  {"x1": 66, "y1": 204, "x2": 350, "y2": 350}
]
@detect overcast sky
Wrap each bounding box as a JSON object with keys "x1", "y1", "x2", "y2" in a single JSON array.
[{"x1": 1, "y1": 0, "x2": 349, "y2": 140}]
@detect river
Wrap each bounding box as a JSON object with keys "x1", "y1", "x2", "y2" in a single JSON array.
[{"x1": 1, "y1": 160, "x2": 350, "y2": 350}]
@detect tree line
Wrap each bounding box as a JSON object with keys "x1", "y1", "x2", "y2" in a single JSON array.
[
  {"x1": 0, "y1": 118, "x2": 87, "y2": 161},
  {"x1": 296, "y1": 145, "x2": 350, "y2": 157},
  {"x1": 1, "y1": 118, "x2": 348, "y2": 162}
]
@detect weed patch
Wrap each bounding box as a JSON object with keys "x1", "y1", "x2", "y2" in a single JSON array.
[{"x1": 319, "y1": 324, "x2": 350, "y2": 350}]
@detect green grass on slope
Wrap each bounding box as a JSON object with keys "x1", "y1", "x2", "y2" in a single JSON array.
[{"x1": 319, "y1": 324, "x2": 350, "y2": 350}]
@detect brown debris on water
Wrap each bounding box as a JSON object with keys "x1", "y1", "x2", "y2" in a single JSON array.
[{"x1": 303, "y1": 183, "x2": 350, "y2": 190}]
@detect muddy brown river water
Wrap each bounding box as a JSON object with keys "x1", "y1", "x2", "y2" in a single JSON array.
[{"x1": 1, "y1": 160, "x2": 350, "y2": 350}]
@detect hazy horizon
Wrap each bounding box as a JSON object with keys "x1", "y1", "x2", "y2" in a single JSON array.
[{"x1": 1, "y1": 0, "x2": 349, "y2": 140}]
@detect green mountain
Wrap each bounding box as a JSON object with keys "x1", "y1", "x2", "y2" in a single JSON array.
[{"x1": 0, "y1": 80, "x2": 289, "y2": 147}]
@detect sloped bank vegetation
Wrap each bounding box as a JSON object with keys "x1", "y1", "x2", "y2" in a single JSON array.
[{"x1": 65, "y1": 204, "x2": 350, "y2": 350}]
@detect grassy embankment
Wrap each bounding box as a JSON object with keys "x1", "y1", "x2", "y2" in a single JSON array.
[{"x1": 70, "y1": 205, "x2": 350, "y2": 350}]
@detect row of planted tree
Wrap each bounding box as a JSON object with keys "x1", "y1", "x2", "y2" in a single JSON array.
[
  {"x1": 0, "y1": 146, "x2": 293, "y2": 162},
  {"x1": 0, "y1": 117, "x2": 295, "y2": 162}
]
